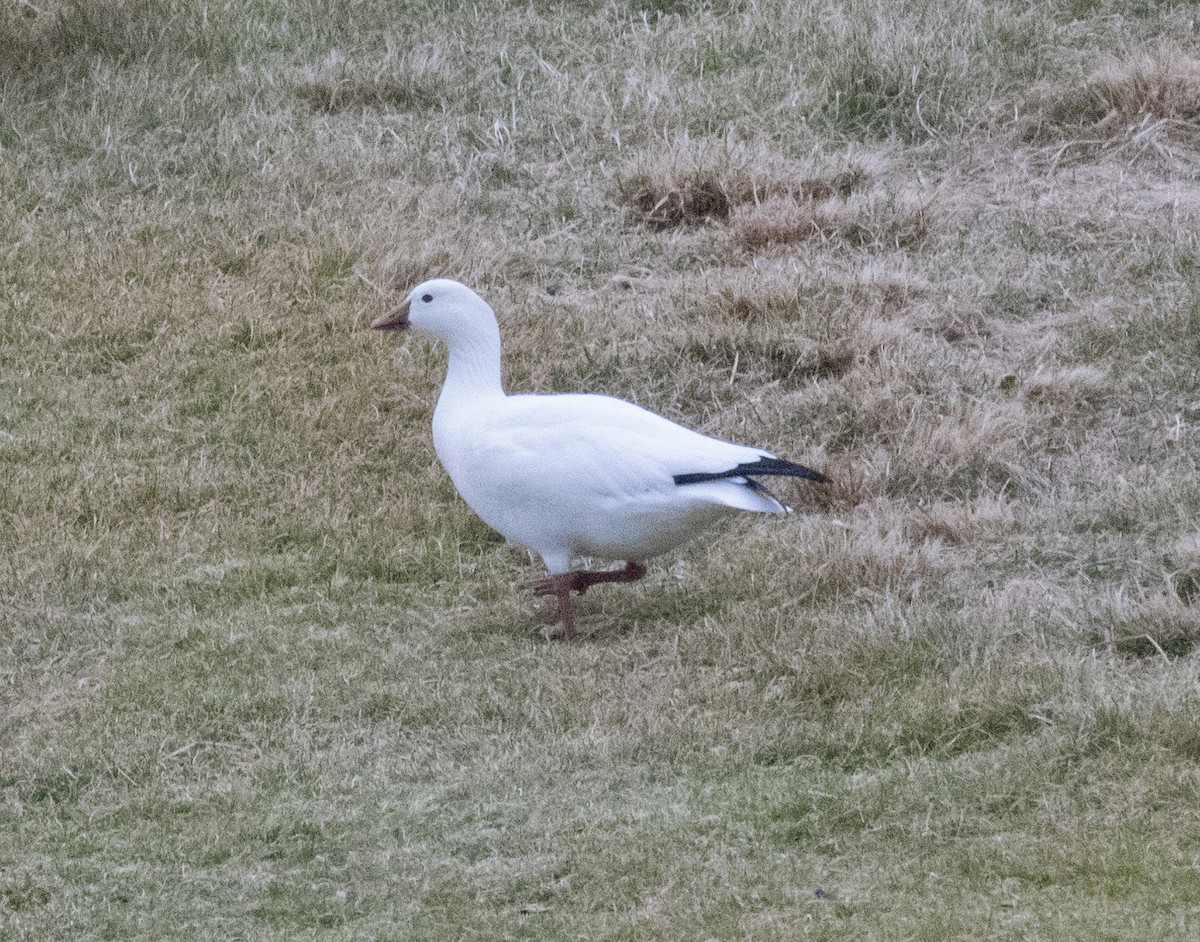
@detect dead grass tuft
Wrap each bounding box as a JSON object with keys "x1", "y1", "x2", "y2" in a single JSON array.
[
  {"x1": 1021, "y1": 49, "x2": 1200, "y2": 148},
  {"x1": 621, "y1": 169, "x2": 734, "y2": 228},
  {"x1": 1090, "y1": 50, "x2": 1200, "y2": 133},
  {"x1": 789, "y1": 458, "x2": 872, "y2": 511},
  {"x1": 619, "y1": 142, "x2": 869, "y2": 230},
  {"x1": 731, "y1": 197, "x2": 826, "y2": 249},
  {"x1": 732, "y1": 192, "x2": 931, "y2": 253},
  {"x1": 789, "y1": 168, "x2": 869, "y2": 202},
  {"x1": 683, "y1": 333, "x2": 855, "y2": 389},
  {"x1": 702, "y1": 277, "x2": 831, "y2": 325}
]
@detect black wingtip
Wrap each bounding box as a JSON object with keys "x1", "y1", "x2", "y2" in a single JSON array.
[
  {"x1": 674, "y1": 456, "x2": 830, "y2": 487},
  {"x1": 751, "y1": 456, "x2": 830, "y2": 484}
]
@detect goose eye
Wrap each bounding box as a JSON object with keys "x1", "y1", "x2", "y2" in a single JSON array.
[{"x1": 421, "y1": 293, "x2": 433, "y2": 303}]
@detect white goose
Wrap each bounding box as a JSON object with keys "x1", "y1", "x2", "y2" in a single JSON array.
[{"x1": 373, "y1": 279, "x2": 827, "y2": 639}]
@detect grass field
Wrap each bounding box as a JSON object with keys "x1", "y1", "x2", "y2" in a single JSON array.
[{"x1": 3, "y1": 0, "x2": 1200, "y2": 938}]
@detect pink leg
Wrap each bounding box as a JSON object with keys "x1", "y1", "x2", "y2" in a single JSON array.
[{"x1": 530, "y1": 562, "x2": 647, "y2": 640}]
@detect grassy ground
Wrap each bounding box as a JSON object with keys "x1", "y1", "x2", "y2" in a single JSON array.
[{"x1": 3, "y1": 0, "x2": 1200, "y2": 938}]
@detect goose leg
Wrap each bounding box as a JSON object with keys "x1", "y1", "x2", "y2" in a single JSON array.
[
  {"x1": 555, "y1": 580, "x2": 577, "y2": 641},
  {"x1": 530, "y1": 562, "x2": 647, "y2": 640}
]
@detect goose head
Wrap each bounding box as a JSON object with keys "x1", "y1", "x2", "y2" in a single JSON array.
[{"x1": 371, "y1": 278, "x2": 498, "y2": 348}]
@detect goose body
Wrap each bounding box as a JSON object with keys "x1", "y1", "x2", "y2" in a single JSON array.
[{"x1": 373, "y1": 278, "x2": 826, "y2": 638}]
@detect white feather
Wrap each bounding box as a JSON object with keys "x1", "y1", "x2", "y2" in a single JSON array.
[{"x1": 383, "y1": 279, "x2": 812, "y2": 576}]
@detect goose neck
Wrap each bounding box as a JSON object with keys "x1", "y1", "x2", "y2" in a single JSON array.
[{"x1": 440, "y1": 331, "x2": 505, "y2": 404}]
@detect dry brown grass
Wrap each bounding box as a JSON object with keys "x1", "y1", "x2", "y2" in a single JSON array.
[
  {"x1": 621, "y1": 167, "x2": 736, "y2": 228},
  {"x1": 1021, "y1": 48, "x2": 1200, "y2": 152},
  {"x1": 731, "y1": 190, "x2": 931, "y2": 252},
  {"x1": 1091, "y1": 50, "x2": 1200, "y2": 133},
  {"x1": 620, "y1": 142, "x2": 868, "y2": 230},
  {"x1": 618, "y1": 140, "x2": 926, "y2": 257}
]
